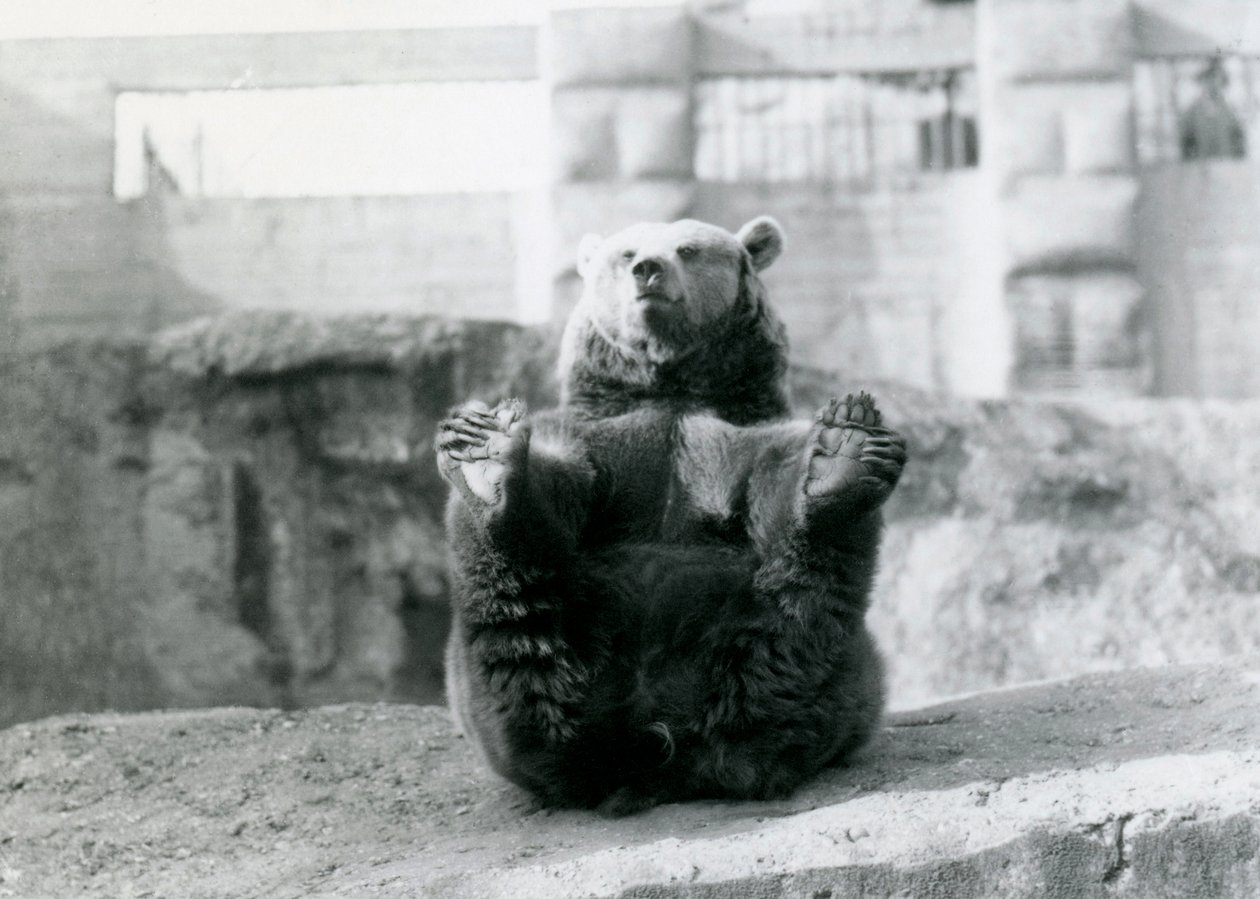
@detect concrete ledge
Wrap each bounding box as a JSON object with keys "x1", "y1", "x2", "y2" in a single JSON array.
[{"x1": 1, "y1": 658, "x2": 1257, "y2": 897}]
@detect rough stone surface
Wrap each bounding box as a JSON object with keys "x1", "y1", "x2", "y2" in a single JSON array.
[
  {"x1": 4, "y1": 314, "x2": 1260, "y2": 727},
  {"x1": 0, "y1": 316, "x2": 559, "y2": 729},
  {"x1": 0, "y1": 658, "x2": 1256, "y2": 897},
  {"x1": 849, "y1": 377, "x2": 1260, "y2": 706}
]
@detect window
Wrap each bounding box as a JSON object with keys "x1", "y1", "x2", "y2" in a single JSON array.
[
  {"x1": 694, "y1": 69, "x2": 978, "y2": 185},
  {"x1": 114, "y1": 81, "x2": 546, "y2": 199},
  {"x1": 1134, "y1": 54, "x2": 1259, "y2": 164}
]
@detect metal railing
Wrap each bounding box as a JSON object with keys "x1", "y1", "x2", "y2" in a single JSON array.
[{"x1": 694, "y1": 69, "x2": 978, "y2": 186}]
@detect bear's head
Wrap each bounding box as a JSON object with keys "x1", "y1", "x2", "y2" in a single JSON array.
[{"x1": 559, "y1": 216, "x2": 791, "y2": 424}]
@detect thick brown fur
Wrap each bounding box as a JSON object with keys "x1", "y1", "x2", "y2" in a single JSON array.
[{"x1": 438, "y1": 217, "x2": 906, "y2": 815}]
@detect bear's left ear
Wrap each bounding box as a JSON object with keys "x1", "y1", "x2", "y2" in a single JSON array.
[
  {"x1": 577, "y1": 233, "x2": 604, "y2": 280},
  {"x1": 737, "y1": 216, "x2": 785, "y2": 272}
]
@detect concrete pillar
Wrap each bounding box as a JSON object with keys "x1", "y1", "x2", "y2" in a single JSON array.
[
  {"x1": 544, "y1": 6, "x2": 697, "y2": 320},
  {"x1": 977, "y1": 0, "x2": 1150, "y2": 395}
]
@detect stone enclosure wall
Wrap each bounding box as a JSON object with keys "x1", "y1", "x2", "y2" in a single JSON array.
[{"x1": 3, "y1": 315, "x2": 1259, "y2": 729}]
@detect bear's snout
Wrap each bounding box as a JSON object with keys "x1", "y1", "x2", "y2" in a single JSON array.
[{"x1": 632, "y1": 257, "x2": 670, "y2": 297}]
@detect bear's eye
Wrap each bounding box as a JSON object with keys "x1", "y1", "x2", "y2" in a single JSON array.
[
  {"x1": 676, "y1": 245, "x2": 698, "y2": 259},
  {"x1": 621, "y1": 249, "x2": 636, "y2": 262}
]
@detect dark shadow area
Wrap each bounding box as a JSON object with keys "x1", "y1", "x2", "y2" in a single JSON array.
[
  {"x1": 232, "y1": 462, "x2": 294, "y2": 698},
  {"x1": 393, "y1": 571, "x2": 450, "y2": 706}
]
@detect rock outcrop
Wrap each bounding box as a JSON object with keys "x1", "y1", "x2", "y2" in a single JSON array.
[
  {"x1": 0, "y1": 658, "x2": 1256, "y2": 897},
  {"x1": 2, "y1": 312, "x2": 1259, "y2": 725}
]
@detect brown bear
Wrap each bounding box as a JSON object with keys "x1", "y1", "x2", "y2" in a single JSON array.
[{"x1": 437, "y1": 216, "x2": 905, "y2": 815}]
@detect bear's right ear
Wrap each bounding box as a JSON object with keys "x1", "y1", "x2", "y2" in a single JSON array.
[
  {"x1": 577, "y1": 233, "x2": 604, "y2": 280},
  {"x1": 737, "y1": 216, "x2": 785, "y2": 272}
]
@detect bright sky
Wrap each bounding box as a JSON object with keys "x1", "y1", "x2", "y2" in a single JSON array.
[{"x1": 0, "y1": 0, "x2": 680, "y2": 40}]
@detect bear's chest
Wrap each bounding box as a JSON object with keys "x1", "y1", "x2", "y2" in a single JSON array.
[{"x1": 579, "y1": 410, "x2": 744, "y2": 546}]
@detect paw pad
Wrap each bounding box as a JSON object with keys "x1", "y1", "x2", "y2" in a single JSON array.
[
  {"x1": 804, "y1": 392, "x2": 904, "y2": 507},
  {"x1": 436, "y1": 399, "x2": 529, "y2": 508}
]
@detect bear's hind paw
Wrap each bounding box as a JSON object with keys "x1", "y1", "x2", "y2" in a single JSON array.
[
  {"x1": 803, "y1": 393, "x2": 905, "y2": 513},
  {"x1": 436, "y1": 399, "x2": 530, "y2": 511}
]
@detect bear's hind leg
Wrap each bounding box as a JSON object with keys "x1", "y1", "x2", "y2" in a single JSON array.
[
  {"x1": 439, "y1": 401, "x2": 603, "y2": 777},
  {"x1": 747, "y1": 392, "x2": 904, "y2": 618}
]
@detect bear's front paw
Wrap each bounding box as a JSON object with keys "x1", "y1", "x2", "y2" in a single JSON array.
[
  {"x1": 803, "y1": 392, "x2": 906, "y2": 515},
  {"x1": 436, "y1": 399, "x2": 530, "y2": 512}
]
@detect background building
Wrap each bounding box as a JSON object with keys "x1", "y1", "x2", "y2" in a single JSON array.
[{"x1": 2, "y1": 0, "x2": 1258, "y2": 398}]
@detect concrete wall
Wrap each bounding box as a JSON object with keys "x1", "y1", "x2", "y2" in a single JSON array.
[
  {"x1": 697, "y1": 0, "x2": 975, "y2": 74},
  {"x1": 160, "y1": 194, "x2": 526, "y2": 319},
  {"x1": 0, "y1": 28, "x2": 539, "y2": 346},
  {"x1": 1, "y1": 189, "x2": 530, "y2": 343},
  {"x1": 695, "y1": 176, "x2": 1003, "y2": 393}
]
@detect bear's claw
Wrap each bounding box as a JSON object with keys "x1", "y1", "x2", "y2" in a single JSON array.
[{"x1": 816, "y1": 391, "x2": 882, "y2": 430}]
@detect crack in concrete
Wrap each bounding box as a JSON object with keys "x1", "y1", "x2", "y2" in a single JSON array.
[{"x1": 1101, "y1": 813, "x2": 1135, "y2": 886}]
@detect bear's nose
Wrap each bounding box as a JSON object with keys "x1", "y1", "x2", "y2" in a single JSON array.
[{"x1": 632, "y1": 257, "x2": 666, "y2": 290}]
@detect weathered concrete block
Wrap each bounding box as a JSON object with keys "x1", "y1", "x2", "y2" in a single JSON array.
[
  {"x1": 547, "y1": 6, "x2": 693, "y2": 88},
  {"x1": 1063, "y1": 81, "x2": 1134, "y2": 175},
  {"x1": 550, "y1": 87, "x2": 619, "y2": 182},
  {"x1": 1, "y1": 659, "x2": 1257, "y2": 897},
  {"x1": 551, "y1": 86, "x2": 693, "y2": 182},
  {"x1": 617, "y1": 86, "x2": 693, "y2": 179},
  {"x1": 987, "y1": 86, "x2": 1066, "y2": 179},
  {"x1": 981, "y1": 0, "x2": 1134, "y2": 81},
  {"x1": 1005, "y1": 174, "x2": 1138, "y2": 273},
  {"x1": 988, "y1": 80, "x2": 1136, "y2": 181}
]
